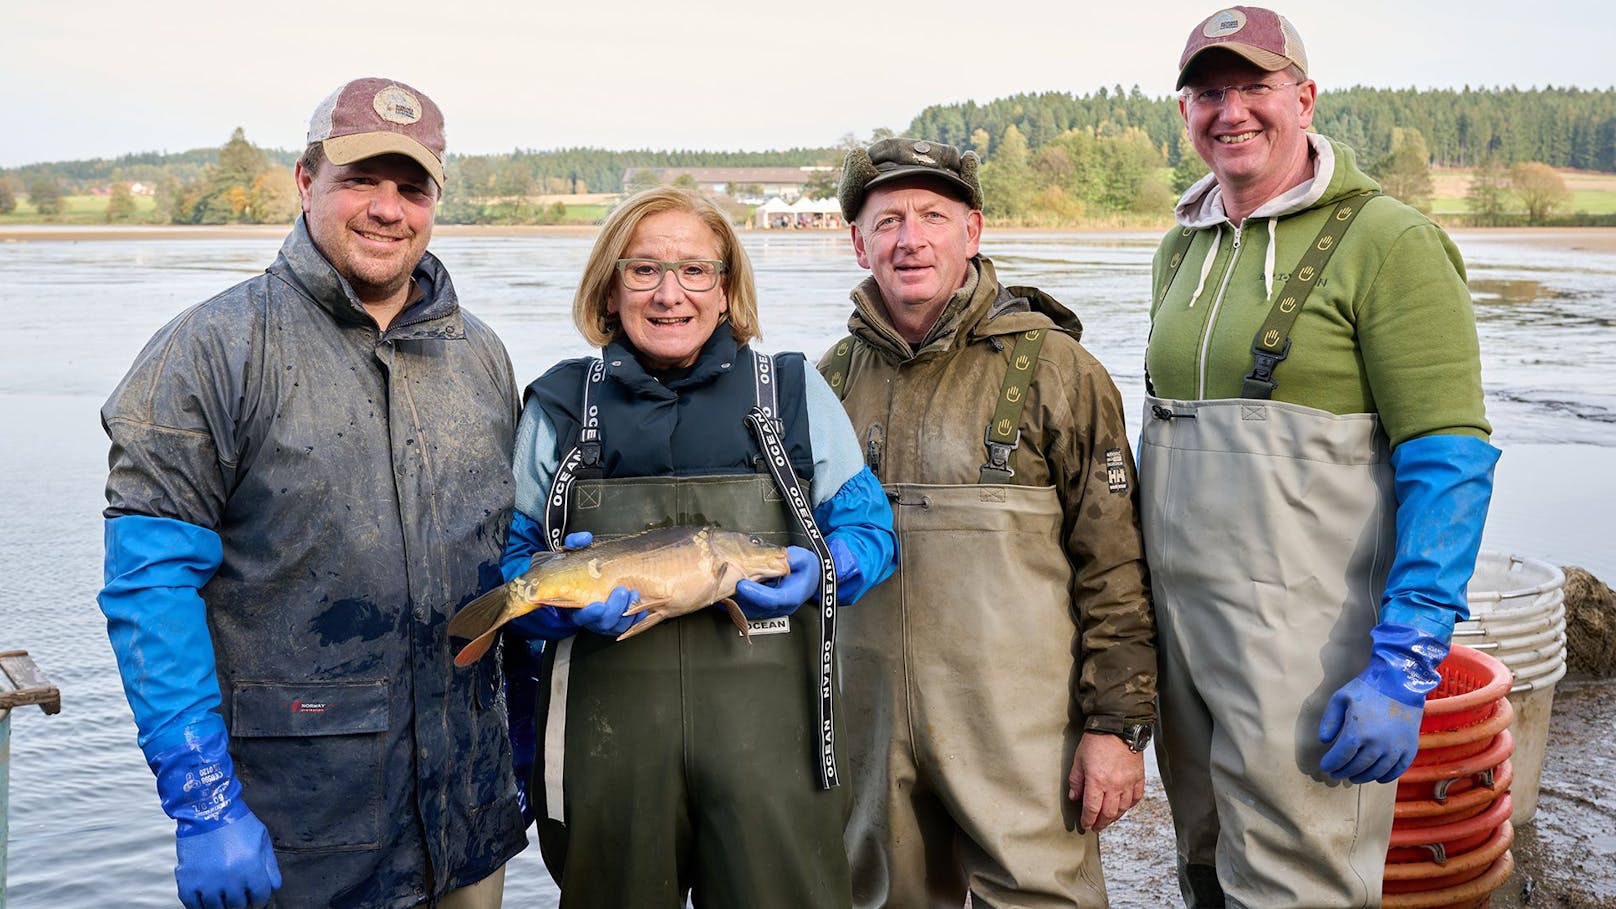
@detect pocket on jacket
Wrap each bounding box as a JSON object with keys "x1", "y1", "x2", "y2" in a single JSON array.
[{"x1": 230, "y1": 679, "x2": 389, "y2": 852}]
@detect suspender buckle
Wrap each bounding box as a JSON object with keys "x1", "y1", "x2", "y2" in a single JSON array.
[
  {"x1": 981, "y1": 425, "x2": 1018, "y2": 483},
  {"x1": 1241, "y1": 338, "x2": 1290, "y2": 400}
]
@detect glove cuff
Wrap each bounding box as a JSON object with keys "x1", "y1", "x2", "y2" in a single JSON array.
[
  {"x1": 1361, "y1": 621, "x2": 1448, "y2": 708},
  {"x1": 147, "y1": 728, "x2": 252, "y2": 836}
]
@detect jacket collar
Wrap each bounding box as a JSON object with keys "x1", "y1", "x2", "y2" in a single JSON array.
[
  {"x1": 848, "y1": 256, "x2": 1081, "y2": 359},
  {"x1": 268, "y1": 217, "x2": 465, "y2": 342},
  {"x1": 602, "y1": 321, "x2": 744, "y2": 400}
]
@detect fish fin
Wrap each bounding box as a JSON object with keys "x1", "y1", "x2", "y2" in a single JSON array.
[
  {"x1": 620, "y1": 594, "x2": 671, "y2": 617},
  {"x1": 447, "y1": 584, "x2": 510, "y2": 640},
  {"x1": 453, "y1": 628, "x2": 499, "y2": 667},
  {"x1": 528, "y1": 550, "x2": 564, "y2": 568},
  {"x1": 720, "y1": 597, "x2": 751, "y2": 643},
  {"x1": 615, "y1": 611, "x2": 666, "y2": 642}
]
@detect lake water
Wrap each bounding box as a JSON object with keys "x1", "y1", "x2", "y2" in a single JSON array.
[{"x1": 2, "y1": 227, "x2": 1613, "y2": 907}]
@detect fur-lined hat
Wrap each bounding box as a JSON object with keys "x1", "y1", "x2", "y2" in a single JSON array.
[{"x1": 838, "y1": 137, "x2": 982, "y2": 221}]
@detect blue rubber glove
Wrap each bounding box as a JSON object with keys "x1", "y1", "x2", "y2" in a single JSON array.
[
  {"x1": 1318, "y1": 622, "x2": 1446, "y2": 783},
  {"x1": 149, "y1": 729, "x2": 281, "y2": 909},
  {"x1": 572, "y1": 585, "x2": 646, "y2": 637},
  {"x1": 733, "y1": 545, "x2": 821, "y2": 619},
  {"x1": 505, "y1": 531, "x2": 602, "y2": 640},
  {"x1": 1380, "y1": 434, "x2": 1501, "y2": 637}
]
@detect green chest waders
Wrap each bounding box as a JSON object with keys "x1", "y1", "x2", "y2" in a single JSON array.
[{"x1": 531, "y1": 352, "x2": 849, "y2": 909}]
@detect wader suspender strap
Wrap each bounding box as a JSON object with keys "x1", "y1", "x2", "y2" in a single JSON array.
[
  {"x1": 744, "y1": 351, "x2": 840, "y2": 790},
  {"x1": 544, "y1": 358, "x2": 606, "y2": 549},
  {"x1": 979, "y1": 328, "x2": 1047, "y2": 484},
  {"x1": 1241, "y1": 192, "x2": 1379, "y2": 399},
  {"x1": 750, "y1": 348, "x2": 783, "y2": 433},
  {"x1": 1155, "y1": 226, "x2": 1199, "y2": 309},
  {"x1": 822, "y1": 335, "x2": 855, "y2": 401},
  {"x1": 1144, "y1": 226, "x2": 1198, "y2": 395}
]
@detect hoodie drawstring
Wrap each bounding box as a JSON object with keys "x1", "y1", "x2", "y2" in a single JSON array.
[
  {"x1": 1264, "y1": 218, "x2": 1278, "y2": 301},
  {"x1": 1188, "y1": 224, "x2": 1221, "y2": 308}
]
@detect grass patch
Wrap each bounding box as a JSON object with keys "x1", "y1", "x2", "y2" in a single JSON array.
[
  {"x1": 1427, "y1": 168, "x2": 1616, "y2": 216},
  {"x1": 1, "y1": 193, "x2": 161, "y2": 224}
]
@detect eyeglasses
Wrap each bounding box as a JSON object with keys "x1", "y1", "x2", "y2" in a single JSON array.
[
  {"x1": 614, "y1": 258, "x2": 726, "y2": 292},
  {"x1": 1180, "y1": 81, "x2": 1301, "y2": 106}
]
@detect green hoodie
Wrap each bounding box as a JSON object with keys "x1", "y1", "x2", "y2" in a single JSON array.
[{"x1": 1146, "y1": 135, "x2": 1489, "y2": 447}]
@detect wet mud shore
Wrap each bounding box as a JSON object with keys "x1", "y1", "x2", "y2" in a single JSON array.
[
  {"x1": 916, "y1": 559, "x2": 1611, "y2": 906},
  {"x1": 1102, "y1": 680, "x2": 1616, "y2": 907}
]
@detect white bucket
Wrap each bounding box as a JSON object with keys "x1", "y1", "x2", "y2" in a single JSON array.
[{"x1": 1463, "y1": 552, "x2": 1568, "y2": 825}]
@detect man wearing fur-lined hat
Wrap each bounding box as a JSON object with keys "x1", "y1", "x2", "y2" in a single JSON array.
[{"x1": 817, "y1": 136, "x2": 1157, "y2": 908}]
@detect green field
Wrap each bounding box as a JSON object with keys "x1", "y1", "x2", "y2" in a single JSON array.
[
  {"x1": 1, "y1": 193, "x2": 162, "y2": 224},
  {"x1": 1427, "y1": 168, "x2": 1616, "y2": 217}
]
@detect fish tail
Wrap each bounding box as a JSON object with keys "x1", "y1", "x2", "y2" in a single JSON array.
[
  {"x1": 447, "y1": 584, "x2": 510, "y2": 641},
  {"x1": 719, "y1": 597, "x2": 751, "y2": 643},
  {"x1": 453, "y1": 629, "x2": 499, "y2": 667}
]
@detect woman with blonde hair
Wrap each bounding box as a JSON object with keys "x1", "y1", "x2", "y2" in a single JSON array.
[{"x1": 499, "y1": 187, "x2": 894, "y2": 908}]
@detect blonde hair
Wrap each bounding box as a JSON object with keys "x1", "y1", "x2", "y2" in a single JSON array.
[{"x1": 572, "y1": 187, "x2": 760, "y2": 348}]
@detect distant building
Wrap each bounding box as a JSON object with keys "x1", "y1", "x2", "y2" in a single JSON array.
[{"x1": 621, "y1": 166, "x2": 835, "y2": 202}]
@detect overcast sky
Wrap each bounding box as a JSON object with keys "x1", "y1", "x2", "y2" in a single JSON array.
[{"x1": 5, "y1": 0, "x2": 1612, "y2": 168}]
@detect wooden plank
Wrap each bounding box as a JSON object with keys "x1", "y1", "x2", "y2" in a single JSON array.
[{"x1": 0, "y1": 650, "x2": 61, "y2": 715}]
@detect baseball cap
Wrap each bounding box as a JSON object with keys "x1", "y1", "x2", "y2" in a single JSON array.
[
  {"x1": 1177, "y1": 6, "x2": 1308, "y2": 89},
  {"x1": 306, "y1": 77, "x2": 446, "y2": 186},
  {"x1": 839, "y1": 137, "x2": 983, "y2": 221}
]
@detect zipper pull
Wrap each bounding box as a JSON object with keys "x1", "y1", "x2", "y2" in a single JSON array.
[{"x1": 1151, "y1": 405, "x2": 1196, "y2": 421}]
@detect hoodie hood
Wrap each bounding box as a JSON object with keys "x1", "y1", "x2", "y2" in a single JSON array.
[
  {"x1": 1173, "y1": 135, "x2": 1380, "y2": 229},
  {"x1": 1169, "y1": 135, "x2": 1381, "y2": 304}
]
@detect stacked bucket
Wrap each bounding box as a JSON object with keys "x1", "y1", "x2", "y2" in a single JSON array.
[
  {"x1": 1384, "y1": 644, "x2": 1516, "y2": 909},
  {"x1": 1457, "y1": 552, "x2": 1568, "y2": 824}
]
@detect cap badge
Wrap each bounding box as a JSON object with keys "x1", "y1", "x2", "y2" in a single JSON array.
[
  {"x1": 1204, "y1": 9, "x2": 1247, "y2": 37},
  {"x1": 912, "y1": 141, "x2": 931, "y2": 154},
  {"x1": 372, "y1": 87, "x2": 423, "y2": 125}
]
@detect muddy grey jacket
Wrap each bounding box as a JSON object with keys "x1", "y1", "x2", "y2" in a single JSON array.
[
  {"x1": 102, "y1": 219, "x2": 525, "y2": 907},
  {"x1": 819, "y1": 257, "x2": 1156, "y2": 731}
]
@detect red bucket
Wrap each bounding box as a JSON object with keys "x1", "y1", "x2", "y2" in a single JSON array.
[{"x1": 1420, "y1": 645, "x2": 1512, "y2": 733}]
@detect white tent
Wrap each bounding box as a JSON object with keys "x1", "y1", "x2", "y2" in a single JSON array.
[{"x1": 755, "y1": 196, "x2": 794, "y2": 229}]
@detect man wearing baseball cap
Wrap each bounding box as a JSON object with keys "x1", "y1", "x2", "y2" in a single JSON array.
[
  {"x1": 99, "y1": 77, "x2": 526, "y2": 908},
  {"x1": 1140, "y1": 8, "x2": 1497, "y2": 906},
  {"x1": 818, "y1": 137, "x2": 1157, "y2": 908}
]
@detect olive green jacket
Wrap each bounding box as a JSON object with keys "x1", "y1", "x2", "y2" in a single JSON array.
[{"x1": 818, "y1": 257, "x2": 1156, "y2": 730}]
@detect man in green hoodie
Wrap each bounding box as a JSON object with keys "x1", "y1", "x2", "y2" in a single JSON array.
[{"x1": 1141, "y1": 7, "x2": 1500, "y2": 907}]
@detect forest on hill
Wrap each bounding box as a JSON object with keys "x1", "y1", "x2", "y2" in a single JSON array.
[{"x1": 4, "y1": 84, "x2": 1613, "y2": 226}]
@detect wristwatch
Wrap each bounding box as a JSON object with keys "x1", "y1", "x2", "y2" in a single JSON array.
[{"x1": 1112, "y1": 723, "x2": 1153, "y2": 754}]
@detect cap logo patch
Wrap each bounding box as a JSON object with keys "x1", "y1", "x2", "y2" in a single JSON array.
[
  {"x1": 912, "y1": 141, "x2": 932, "y2": 154},
  {"x1": 372, "y1": 87, "x2": 423, "y2": 125},
  {"x1": 1204, "y1": 9, "x2": 1247, "y2": 37}
]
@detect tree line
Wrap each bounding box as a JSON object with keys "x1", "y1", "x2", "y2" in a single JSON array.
[{"x1": 4, "y1": 85, "x2": 1612, "y2": 225}]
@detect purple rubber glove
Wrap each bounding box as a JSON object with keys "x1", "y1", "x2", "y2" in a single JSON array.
[{"x1": 732, "y1": 545, "x2": 821, "y2": 619}]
